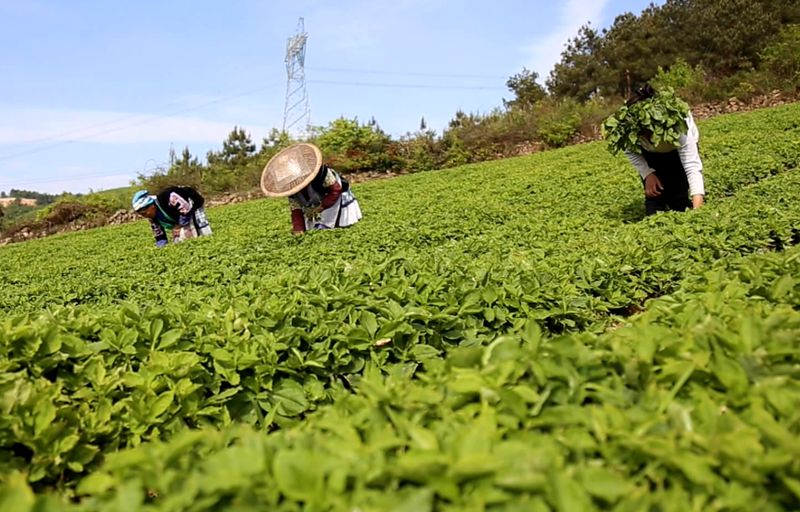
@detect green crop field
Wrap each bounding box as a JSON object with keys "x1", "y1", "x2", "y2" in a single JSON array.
[{"x1": 1, "y1": 104, "x2": 799, "y2": 511}]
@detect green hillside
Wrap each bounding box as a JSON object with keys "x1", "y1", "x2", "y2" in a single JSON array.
[{"x1": 0, "y1": 104, "x2": 799, "y2": 511}]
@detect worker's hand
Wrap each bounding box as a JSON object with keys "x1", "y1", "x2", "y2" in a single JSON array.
[
  {"x1": 691, "y1": 194, "x2": 704, "y2": 209},
  {"x1": 644, "y1": 174, "x2": 663, "y2": 198},
  {"x1": 292, "y1": 230, "x2": 303, "y2": 236},
  {"x1": 305, "y1": 205, "x2": 322, "y2": 218}
]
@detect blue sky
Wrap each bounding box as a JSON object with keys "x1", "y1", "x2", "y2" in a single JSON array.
[{"x1": 0, "y1": 0, "x2": 660, "y2": 194}]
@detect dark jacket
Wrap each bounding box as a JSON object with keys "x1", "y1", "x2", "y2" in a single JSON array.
[
  {"x1": 155, "y1": 187, "x2": 204, "y2": 226},
  {"x1": 149, "y1": 187, "x2": 205, "y2": 246}
]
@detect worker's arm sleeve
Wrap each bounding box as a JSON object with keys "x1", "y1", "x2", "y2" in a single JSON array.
[
  {"x1": 320, "y1": 181, "x2": 343, "y2": 209},
  {"x1": 291, "y1": 208, "x2": 306, "y2": 232},
  {"x1": 677, "y1": 115, "x2": 705, "y2": 196},
  {"x1": 150, "y1": 221, "x2": 169, "y2": 247},
  {"x1": 625, "y1": 151, "x2": 655, "y2": 181}
]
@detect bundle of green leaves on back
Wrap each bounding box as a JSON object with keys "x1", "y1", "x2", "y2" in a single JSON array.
[{"x1": 602, "y1": 86, "x2": 690, "y2": 155}]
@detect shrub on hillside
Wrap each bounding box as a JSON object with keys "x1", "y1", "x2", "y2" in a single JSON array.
[
  {"x1": 534, "y1": 98, "x2": 583, "y2": 148},
  {"x1": 759, "y1": 24, "x2": 800, "y2": 92},
  {"x1": 650, "y1": 59, "x2": 708, "y2": 104},
  {"x1": 397, "y1": 129, "x2": 442, "y2": 173},
  {"x1": 310, "y1": 117, "x2": 401, "y2": 174},
  {"x1": 3, "y1": 199, "x2": 115, "y2": 238},
  {"x1": 440, "y1": 109, "x2": 534, "y2": 164},
  {"x1": 139, "y1": 168, "x2": 203, "y2": 196}
]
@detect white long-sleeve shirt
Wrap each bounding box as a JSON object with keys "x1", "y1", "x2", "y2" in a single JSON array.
[{"x1": 624, "y1": 113, "x2": 705, "y2": 196}]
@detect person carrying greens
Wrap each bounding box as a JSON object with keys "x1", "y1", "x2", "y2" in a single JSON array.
[{"x1": 603, "y1": 84, "x2": 705, "y2": 215}]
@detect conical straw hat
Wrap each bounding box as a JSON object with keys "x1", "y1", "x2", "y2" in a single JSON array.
[{"x1": 260, "y1": 143, "x2": 323, "y2": 197}]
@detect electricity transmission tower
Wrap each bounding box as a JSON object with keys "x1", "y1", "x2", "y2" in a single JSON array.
[{"x1": 282, "y1": 18, "x2": 311, "y2": 136}]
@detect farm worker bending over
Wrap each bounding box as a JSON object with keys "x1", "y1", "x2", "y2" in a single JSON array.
[
  {"x1": 603, "y1": 84, "x2": 705, "y2": 215},
  {"x1": 131, "y1": 186, "x2": 212, "y2": 247},
  {"x1": 260, "y1": 143, "x2": 362, "y2": 235}
]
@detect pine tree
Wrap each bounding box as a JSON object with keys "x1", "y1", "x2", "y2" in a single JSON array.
[{"x1": 221, "y1": 126, "x2": 256, "y2": 167}]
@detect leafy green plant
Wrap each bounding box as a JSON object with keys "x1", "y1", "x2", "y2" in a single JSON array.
[{"x1": 601, "y1": 87, "x2": 690, "y2": 155}]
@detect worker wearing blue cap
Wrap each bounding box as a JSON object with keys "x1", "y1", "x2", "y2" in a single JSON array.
[{"x1": 131, "y1": 186, "x2": 212, "y2": 247}]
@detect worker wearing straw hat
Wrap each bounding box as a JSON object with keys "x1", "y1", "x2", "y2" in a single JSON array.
[{"x1": 261, "y1": 143, "x2": 362, "y2": 234}]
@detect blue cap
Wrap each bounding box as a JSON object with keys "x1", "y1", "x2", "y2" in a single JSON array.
[{"x1": 132, "y1": 190, "x2": 155, "y2": 211}]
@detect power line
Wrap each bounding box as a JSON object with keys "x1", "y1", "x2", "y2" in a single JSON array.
[
  {"x1": 1, "y1": 72, "x2": 509, "y2": 188},
  {"x1": 1, "y1": 76, "x2": 506, "y2": 164},
  {"x1": 0, "y1": 83, "x2": 284, "y2": 163},
  {"x1": 4, "y1": 100, "x2": 208, "y2": 152},
  {"x1": 2, "y1": 159, "x2": 172, "y2": 187},
  {"x1": 0, "y1": 171, "x2": 139, "y2": 189},
  {"x1": 0, "y1": 79, "x2": 504, "y2": 165},
  {"x1": 308, "y1": 66, "x2": 506, "y2": 80},
  {"x1": 0, "y1": 161, "x2": 171, "y2": 189},
  {"x1": 308, "y1": 79, "x2": 505, "y2": 90}
]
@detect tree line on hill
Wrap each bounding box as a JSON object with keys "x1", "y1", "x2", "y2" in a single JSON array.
[
  {"x1": 0, "y1": 190, "x2": 62, "y2": 231},
  {"x1": 0, "y1": 189, "x2": 59, "y2": 204},
  {"x1": 141, "y1": 0, "x2": 799, "y2": 197}
]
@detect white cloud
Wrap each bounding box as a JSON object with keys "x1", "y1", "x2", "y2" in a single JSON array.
[
  {"x1": 521, "y1": 0, "x2": 610, "y2": 82},
  {"x1": 0, "y1": 106, "x2": 272, "y2": 147}
]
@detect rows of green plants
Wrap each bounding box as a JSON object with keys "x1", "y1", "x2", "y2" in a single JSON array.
[
  {"x1": 1, "y1": 105, "x2": 797, "y2": 314},
  {"x1": 9, "y1": 241, "x2": 800, "y2": 511},
  {"x1": 0, "y1": 104, "x2": 798, "y2": 509},
  {"x1": 4, "y1": 227, "x2": 800, "y2": 511}
]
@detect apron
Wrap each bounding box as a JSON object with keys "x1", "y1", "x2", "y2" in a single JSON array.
[
  {"x1": 641, "y1": 147, "x2": 692, "y2": 215},
  {"x1": 290, "y1": 169, "x2": 362, "y2": 230},
  {"x1": 176, "y1": 207, "x2": 213, "y2": 240}
]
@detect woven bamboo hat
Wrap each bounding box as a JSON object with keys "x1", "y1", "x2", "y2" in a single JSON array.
[{"x1": 260, "y1": 143, "x2": 323, "y2": 197}]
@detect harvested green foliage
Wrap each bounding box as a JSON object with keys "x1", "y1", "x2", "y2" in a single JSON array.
[{"x1": 601, "y1": 87, "x2": 691, "y2": 155}]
